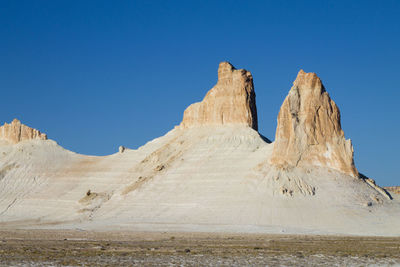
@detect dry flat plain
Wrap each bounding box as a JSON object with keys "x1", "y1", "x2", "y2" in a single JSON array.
[{"x1": 0, "y1": 230, "x2": 399, "y2": 266}]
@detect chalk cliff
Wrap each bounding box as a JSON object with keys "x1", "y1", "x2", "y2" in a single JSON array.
[
  {"x1": 180, "y1": 62, "x2": 258, "y2": 130},
  {"x1": 0, "y1": 65, "x2": 398, "y2": 237},
  {"x1": 0, "y1": 119, "x2": 47, "y2": 144},
  {"x1": 269, "y1": 70, "x2": 358, "y2": 177}
]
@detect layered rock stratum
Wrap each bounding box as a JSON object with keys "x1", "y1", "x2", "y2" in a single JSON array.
[
  {"x1": 385, "y1": 186, "x2": 400, "y2": 195},
  {"x1": 180, "y1": 62, "x2": 258, "y2": 130},
  {"x1": 0, "y1": 62, "x2": 398, "y2": 236},
  {"x1": 0, "y1": 119, "x2": 47, "y2": 144},
  {"x1": 269, "y1": 70, "x2": 358, "y2": 177}
]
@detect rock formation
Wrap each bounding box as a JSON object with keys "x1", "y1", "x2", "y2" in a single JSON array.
[
  {"x1": 0, "y1": 119, "x2": 47, "y2": 144},
  {"x1": 180, "y1": 62, "x2": 258, "y2": 130},
  {"x1": 385, "y1": 186, "x2": 400, "y2": 195},
  {"x1": 269, "y1": 70, "x2": 358, "y2": 177}
]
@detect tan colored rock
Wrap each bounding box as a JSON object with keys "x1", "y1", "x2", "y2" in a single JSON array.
[
  {"x1": 0, "y1": 119, "x2": 47, "y2": 144},
  {"x1": 385, "y1": 186, "x2": 400, "y2": 195},
  {"x1": 269, "y1": 70, "x2": 358, "y2": 177},
  {"x1": 180, "y1": 62, "x2": 258, "y2": 130}
]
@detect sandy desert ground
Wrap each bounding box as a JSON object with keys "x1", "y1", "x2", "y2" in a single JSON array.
[{"x1": 0, "y1": 230, "x2": 399, "y2": 266}]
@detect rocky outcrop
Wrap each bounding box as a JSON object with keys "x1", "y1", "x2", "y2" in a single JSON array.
[
  {"x1": 385, "y1": 187, "x2": 400, "y2": 195},
  {"x1": 180, "y1": 62, "x2": 258, "y2": 130},
  {"x1": 269, "y1": 70, "x2": 358, "y2": 177},
  {"x1": 0, "y1": 119, "x2": 47, "y2": 144}
]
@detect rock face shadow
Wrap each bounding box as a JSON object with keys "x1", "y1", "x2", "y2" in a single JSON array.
[
  {"x1": 359, "y1": 173, "x2": 393, "y2": 200},
  {"x1": 258, "y1": 133, "x2": 272, "y2": 144}
]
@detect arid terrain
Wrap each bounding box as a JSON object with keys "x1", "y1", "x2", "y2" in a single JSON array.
[
  {"x1": 1, "y1": 63, "x2": 399, "y2": 236},
  {"x1": 1, "y1": 63, "x2": 400, "y2": 266},
  {"x1": 0, "y1": 230, "x2": 399, "y2": 266},
  {"x1": 2, "y1": 0, "x2": 400, "y2": 265}
]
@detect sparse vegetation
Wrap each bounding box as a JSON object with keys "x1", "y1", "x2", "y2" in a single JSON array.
[{"x1": 0, "y1": 231, "x2": 399, "y2": 266}]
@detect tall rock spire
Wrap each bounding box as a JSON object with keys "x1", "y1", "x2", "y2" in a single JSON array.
[
  {"x1": 269, "y1": 70, "x2": 358, "y2": 177},
  {"x1": 0, "y1": 119, "x2": 47, "y2": 144},
  {"x1": 180, "y1": 62, "x2": 258, "y2": 130}
]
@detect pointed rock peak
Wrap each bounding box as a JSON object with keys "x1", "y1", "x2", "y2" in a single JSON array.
[
  {"x1": 270, "y1": 70, "x2": 358, "y2": 177},
  {"x1": 293, "y1": 69, "x2": 324, "y2": 93},
  {"x1": 217, "y1": 61, "x2": 235, "y2": 81},
  {"x1": 218, "y1": 61, "x2": 234, "y2": 70},
  {"x1": 180, "y1": 62, "x2": 258, "y2": 130},
  {"x1": 0, "y1": 119, "x2": 47, "y2": 144}
]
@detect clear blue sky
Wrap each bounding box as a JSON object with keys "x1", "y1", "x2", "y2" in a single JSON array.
[{"x1": 1, "y1": 1, "x2": 399, "y2": 186}]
